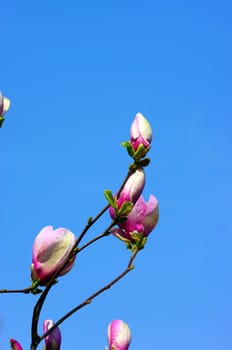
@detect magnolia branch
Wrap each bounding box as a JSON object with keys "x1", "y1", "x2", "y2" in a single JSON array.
[
  {"x1": 0, "y1": 287, "x2": 32, "y2": 294},
  {"x1": 30, "y1": 166, "x2": 136, "y2": 349},
  {"x1": 1, "y1": 112, "x2": 159, "y2": 350},
  {"x1": 30, "y1": 220, "x2": 117, "y2": 350},
  {"x1": 38, "y1": 249, "x2": 138, "y2": 345}
]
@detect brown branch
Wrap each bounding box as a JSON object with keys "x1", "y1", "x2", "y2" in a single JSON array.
[
  {"x1": 30, "y1": 220, "x2": 115, "y2": 350},
  {"x1": 0, "y1": 286, "x2": 32, "y2": 294},
  {"x1": 39, "y1": 249, "x2": 138, "y2": 344},
  {"x1": 30, "y1": 167, "x2": 135, "y2": 350}
]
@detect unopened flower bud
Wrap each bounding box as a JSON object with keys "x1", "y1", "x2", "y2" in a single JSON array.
[
  {"x1": 118, "y1": 168, "x2": 145, "y2": 207},
  {"x1": 43, "y1": 319, "x2": 61, "y2": 350},
  {"x1": 130, "y1": 113, "x2": 152, "y2": 154},
  {"x1": 10, "y1": 339, "x2": 23, "y2": 350},
  {"x1": 31, "y1": 226, "x2": 76, "y2": 285},
  {"x1": 107, "y1": 320, "x2": 131, "y2": 350},
  {"x1": 109, "y1": 168, "x2": 145, "y2": 219}
]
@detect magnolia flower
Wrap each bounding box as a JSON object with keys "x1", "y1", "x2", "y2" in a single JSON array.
[
  {"x1": 31, "y1": 226, "x2": 76, "y2": 285},
  {"x1": 43, "y1": 319, "x2": 61, "y2": 350},
  {"x1": 112, "y1": 195, "x2": 159, "y2": 244},
  {"x1": 107, "y1": 320, "x2": 131, "y2": 350},
  {"x1": 118, "y1": 168, "x2": 145, "y2": 208},
  {"x1": 0, "y1": 92, "x2": 10, "y2": 116},
  {"x1": 109, "y1": 168, "x2": 145, "y2": 218},
  {"x1": 0, "y1": 92, "x2": 11, "y2": 127},
  {"x1": 10, "y1": 339, "x2": 23, "y2": 350},
  {"x1": 130, "y1": 112, "x2": 152, "y2": 153}
]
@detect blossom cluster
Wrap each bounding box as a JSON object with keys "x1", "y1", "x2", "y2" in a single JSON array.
[
  {"x1": 8, "y1": 112, "x2": 159, "y2": 349},
  {"x1": 109, "y1": 113, "x2": 159, "y2": 250},
  {"x1": 29, "y1": 113, "x2": 159, "y2": 288}
]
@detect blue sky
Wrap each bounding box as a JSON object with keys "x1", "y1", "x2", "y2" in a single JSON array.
[{"x1": 1, "y1": 0, "x2": 232, "y2": 349}]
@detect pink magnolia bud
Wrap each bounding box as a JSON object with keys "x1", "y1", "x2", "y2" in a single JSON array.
[
  {"x1": 31, "y1": 226, "x2": 76, "y2": 285},
  {"x1": 109, "y1": 168, "x2": 145, "y2": 219},
  {"x1": 118, "y1": 168, "x2": 145, "y2": 208},
  {"x1": 0, "y1": 92, "x2": 10, "y2": 116},
  {"x1": 130, "y1": 112, "x2": 152, "y2": 152},
  {"x1": 43, "y1": 319, "x2": 61, "y2": 350},
  {"x1": 107, "y1": 320, "x2": 131, "y2": 350},
  {"x1": 114, "y1": 195, "x2": 159, "y2": 240},
  {"x1": 10, "y1": 339, "x2": 23, "y2": 350}
]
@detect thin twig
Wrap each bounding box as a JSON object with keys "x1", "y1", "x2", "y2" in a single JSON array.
[
  {"x1": 77, "y1": 231, "x2": 109, "y2": 253},
  {"x1": 39, "y1": 249, "x2": 138, "y2": 343},
  {"x1": 30, "y1": 220, "x2": 115, "y2": 349},
  {"x1": 0, "y1": 287, "x2": 32, "y2": 294},
  {"x1": 30, "y1": 167, "x2": 135, "y2": 349}
]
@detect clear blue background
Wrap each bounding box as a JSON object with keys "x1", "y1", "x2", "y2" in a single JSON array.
[{"x1": 1, "y1": 0, "x2": 231, "y2": 349}]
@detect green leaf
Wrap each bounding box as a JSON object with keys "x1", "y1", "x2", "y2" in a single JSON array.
[
  {"x1": 137, "y1": 236, "x2": 147, "y2": 250},
  {"x1": 138, "y1": 157, "x2": 150, "y2": 167},
  {"x1": 104, "y1": 189, "x2": 115, "y2": 207},
  {"x1": 130, "y1": 232, "x2": 147, "y2": 251},
  {"x1": 121, "y1": 141, "x2": 135, "y2": 158},
  {"x1": 133, "y1": 143, "x2": 147, "y2": 161},
  {"x1": 118, "y1": 201, "x2": 133, "y2": 216},
  {"x1": 127, "y1": 144, "x2": 135, "y2": 158},
  {"x1": 30, "y1": 279, "x2": 43, "y2": 294},
  {"x1": 0, "y1": 116, "x2": 5, "y2": 128},
  {"x1": 113, "y1": 231, "x2": 132, "y2": 246},
  {"x1": 121, "y1": 141, "x2": 130, "y2": 148}
]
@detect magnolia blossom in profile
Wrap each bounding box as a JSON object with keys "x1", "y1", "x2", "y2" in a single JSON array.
[
  {"x1": 43, "y1": 319, "x2": 61, "y2": 350},
  {"x1": 107, "y1": 319, "x2": 131, "y2": 350},
  {"x1": 118, "y1": 168, "x2": 145, "y2": 208},
  {"x1": 113, "y1": 195, "x2": 159, "y2": 241},
  {"x1": 10, "y1": 339, "x2": 23, "y2": 350},
  {"x1": 31, "y1": 226, "x2": 76, "y2": 285},
  {"x1": 130, "y1": 112, "x2": 152, "y2": 152},
  {"x1": 0, "y1": 92, "x2": 10, "y2": 116},
  {"x1": 0, "y1": 92, "x2": 11, "y2": 127},
  {"x1": 109, "y1": 168, "x2": 145, "y2": 218}
]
